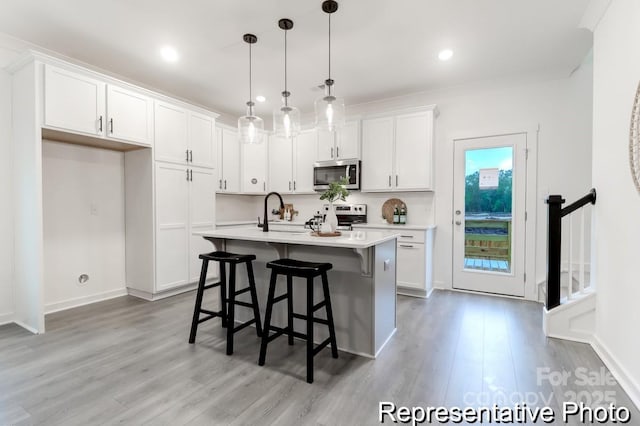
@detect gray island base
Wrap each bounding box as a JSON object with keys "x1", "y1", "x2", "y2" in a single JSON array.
[{"x1": 194, "y1": 228, "x2": 398, "y2": 358}]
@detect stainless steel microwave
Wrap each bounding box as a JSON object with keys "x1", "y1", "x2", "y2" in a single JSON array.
[{"x1": 313, "y1": 159, "x2": 360, "y2": 191}]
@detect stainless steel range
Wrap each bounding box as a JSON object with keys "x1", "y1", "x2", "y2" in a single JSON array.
[{"x1": 323, "y1": 204, "x2": 367, "y2": 230}]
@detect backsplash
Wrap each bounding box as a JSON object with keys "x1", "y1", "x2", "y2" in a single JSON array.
[{"x1": 216, "y1": 192, "x2": 435, "y2": 225}]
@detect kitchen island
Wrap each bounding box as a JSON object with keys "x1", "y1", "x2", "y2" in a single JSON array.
[{"x1": 194, "y1": 227, "x2": 399, "y2": 358}]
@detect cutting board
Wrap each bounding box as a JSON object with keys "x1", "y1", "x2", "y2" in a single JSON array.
[{"x1": 381, "y1": 198, "x2": 406, "y2": 224}]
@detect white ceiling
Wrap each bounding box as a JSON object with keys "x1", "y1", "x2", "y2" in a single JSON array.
[{"x1": 0, "y1": 0, "x2": 592, "y2": 122}]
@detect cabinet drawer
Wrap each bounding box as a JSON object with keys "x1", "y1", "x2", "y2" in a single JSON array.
[
  {"x1": 396, "y1": 242, "x2": 425, "y2": 290},
  {"x1": 396, "y1": 230, "x2": 425, "y2": 243}
]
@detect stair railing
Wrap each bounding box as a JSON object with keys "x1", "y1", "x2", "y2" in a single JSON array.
[{"x1": 545, "y1": 188, "x2": 596, "y2": 310}]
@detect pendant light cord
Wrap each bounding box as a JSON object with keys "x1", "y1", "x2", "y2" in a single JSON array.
[
  {"x1": 249, "y1": 42, "x2": 253, "y2": 114},
  {"x1": 328, "y1": 13, "x2": 332, "y2": 96},
  {"x1": 284, "y1": 28, "x2": 288, "y2": 107}
]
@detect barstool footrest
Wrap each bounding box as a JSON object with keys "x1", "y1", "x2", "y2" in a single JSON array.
[
  {"x1": 313, "y1": 337, "x2": 332, "y2": 356},
  {"x1": 291, "y1": 313, "x2": 329, "y2": 326},
  {"x1": 234, "y1": 287, "x2": 250, "y2": 296},
  {"x1": 272, "y1": 293, "x2": 289, "y2": 304},
  {"x1": 233, "y1": 300, "x2": 255, "y2": 308},
  {"x1": 197, "y1": 312, "x2": 222, "y2": 324},
  {"x1": 313, "y1": 301, "x2": 326, "y2": 311},
  {"x1": 264, "y1": 325, "x2": 289, "y2": 342},
  {"x1": 232, "y1": 318, "x2": 257, "y2": 333},
  {"x1": 203, "y1": 282, "x2": 222, "y2": 290}
]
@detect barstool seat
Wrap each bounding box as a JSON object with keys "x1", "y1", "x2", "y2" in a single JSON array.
[
  {"x1": 259, "y1": 258, "x2": 338, "y2": 383},
  {"x1": 189, "y1": 251, "x2": 262, "y2": 355}
]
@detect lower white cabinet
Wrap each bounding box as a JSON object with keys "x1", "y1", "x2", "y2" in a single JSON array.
[
  {"x1": 155, "y1": 162, "x2": 216, "y2": 291},
  {"x1": 353, "y1": 226, "x2": 435, "y2": 298}
]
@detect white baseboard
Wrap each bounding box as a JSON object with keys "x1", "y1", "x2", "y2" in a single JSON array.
[
  {"x1": 0, "y1": 312, "x2": 14, "y2": 326},
  {"x1": 127, "y1": 283, "x2": 198, "y2": 301},
  {"x1": 397, "y1": 286, "x2": 427, "y2": 298},
  {"x1": 44, "y1": 288, "x2": 128, "y2": 314},
  {"x1": 14, "y1": 320, "x2": 40, "y2": 334},
  {"x1": 591, "y1": 336, "x2": 640, "y2": 411},
  {"x1": 433, "y1": 280, "x2": 448, "y2": 290}
]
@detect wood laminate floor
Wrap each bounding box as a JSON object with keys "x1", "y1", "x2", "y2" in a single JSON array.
[{"x1": 1, "y1": 290, "x2": 638, "y2": 425}]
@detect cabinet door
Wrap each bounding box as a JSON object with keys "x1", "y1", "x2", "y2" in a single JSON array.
[
  {"x1": 189, "y1": 112, "x2": 215, "y2": 168},
  {"x1": 294, "y1": 130, "x2": 318, "y2": 193},
  {"x1": 242, "y1": 139, "x2": 268, "y2": 193},
  {"x1": 106, "y1": 84, "x2": 153, "y2": 145},
  {"x1": 154, "y1": 101, "x2": 188, "y2": 164},
  {"x1": 316, "y1": 129, "x2": 335, "y2": 161},
  {"x1": 216, "y1": 127, "x2": 223, "y2": 190},
  {"x1": 337, "y1": 121, "x2": 361, "y2": 159},
  {"x1": 394, "y1": 111, "x2": 433, "y2": 190},
  {"x1": 221, "y1": 128, "x2": 240, "y2": 192},
  {"x1": 189, "y1": 167, "x2": 217, "y2": 283},
  {"x1": 396, "y1": 242, "x2": 426, "y2": 290},
  {"x1": 155, "y1": 163, "x2": 189, "y2": 291},
  {"x1": 361, "y1": 116, "x2": 394, "y2": 191},
  {"x1": 268, "y1": 135, "x2": 293, "y2": 193},
  {"x1": 44, "y1": 65, "x2": 105, "y2": 136}
]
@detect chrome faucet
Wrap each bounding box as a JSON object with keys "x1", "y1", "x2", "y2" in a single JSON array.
[{"x1": 260, "y1": 192, "x2": 285, "y2": 232}]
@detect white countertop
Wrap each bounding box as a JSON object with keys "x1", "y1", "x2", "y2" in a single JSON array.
[{"x1": 194, "y1": 227, "x2": 399, "y2": 249}]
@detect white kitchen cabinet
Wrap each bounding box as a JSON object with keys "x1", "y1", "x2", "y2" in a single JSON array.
[
  {"x1": 155, "y1": 162, "x2": 190, "y2": 291},
  {"x1": 396, "y1": 242, "x2": 426, "y2": 290},
  {"x1": 294, "y1": 130, "x2": 317, "y2": 193},
  {"x1": 269, "y1": 135, "x2": 294, "y2": 193},
  {"x1": 106, "y1": 84, "x2": 153, "y2": 145},
  {"x1": 316, "y1": 121, "x2": 361, "y2": 161},
  {"x1": 353, "y1": 225, "x2": 435, "y2": 298},
  {"x1": 189, "y1": 111, "x2": 216, "y2": 168},
  {"x1": 44, "y1": 64, "x2": 153, "y2": 145},
  {"x1": 361, "y1": 116, "x2": 394, "y2": 191},
  {"x1": 154, "y1": 101, "x2": 189, "y2": 163},
  {"x1": 361, "y1": 107, "x2": 436, "y2": 192},
  {"x1": 44, "y1": 65, "x2": 105, "y2": 136},
  {"x1": 155, "y1": 101, "x2": 216, "y2": 168},
  {"x1": 269, "y1": 130, "x2": 317, "y2": 194},
  {"x1": 242, "y1": 138, "x2": 268, "y2": 194},
  {"x1": 218, "y1": 126, "x2": 241, "y2": 192},
  {"x1": 155, "y1": 163, "x2": 216, "y2": 291}
]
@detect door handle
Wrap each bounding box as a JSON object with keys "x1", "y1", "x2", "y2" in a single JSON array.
[
  {"x1": 186, "y1": 169, "x2": 190, "y2": 181},
  {"x1": 455, "y1": 221, "x2": 462, "y2": 226},
  {"x1": 186, "y1": 150, "x2": 189, "y2": 162},
  {"x1": 293, "y1": 181, "x2": 296, "y2": 191},
  {"x1": 336, "y1": 146, "x2": 339, "y2": 157},
  {"x1": 224, "y1": 180, "x2": 227, "y2": 190},
  {"x1": 331, "y1": 147, "x2": 334, "y2": 158},
  {"x1": 98, "y1": 116, "x2": 103, "y2": 132},
  {"x1": 189, "y1": 150, "x2": 193, "y2": 162},
  {"x1": 289, "y1": 181, "x2": 291, "y2": 191},
  {"x1": 396, "y1": 175, "x2": 398, "y2": 186},
  {"x1": 190, "y1": 169, "x2": 193, "y2": 181},
  {"x1": 219, "y1": 179, "x2": 222, "y2": 189},
  {"x1": 109, "y1": 118, "x2": 114, "y2": 134},
  {"x1": 399, "y1": 244, "x2": 415, "y2": 248},
  {"x1": 388, "y1": 175, "x2": 391, "y2": 187}
]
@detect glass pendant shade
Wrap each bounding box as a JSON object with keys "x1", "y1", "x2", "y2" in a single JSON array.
[
  {"x1": 315, "y1": 87, "x2": 345, "y2": 132},
  {"x1": 274, "y1": 101, "x2": 301, "y2": 138},
  {"x1": 238, "y1": 104, "x2": 264, "y2": 144}
]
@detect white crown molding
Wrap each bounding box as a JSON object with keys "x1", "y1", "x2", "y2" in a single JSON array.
[{"x1": 579, "y1": 0, "x2": 613, "y2": 32}]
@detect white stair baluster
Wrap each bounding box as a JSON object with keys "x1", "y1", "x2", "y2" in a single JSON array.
[
  {"x1": 568, "y1": 215, "x2": 574, "y2": 299},
  {"x1": 579, "y1": 208, "x2": 586, "y2": 293}
]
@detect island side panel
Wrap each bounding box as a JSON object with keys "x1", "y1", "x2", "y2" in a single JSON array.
[
  {"x1": 223, "y1": 239, "x2": 375, "y2": 357},
  {"x1": 373, "y1": 238, "x2": 397, "y2": 356}
]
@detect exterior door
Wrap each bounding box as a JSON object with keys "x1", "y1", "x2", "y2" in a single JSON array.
[{"x1": 453, "y1": 133, "x2": 527, "y2": 297}]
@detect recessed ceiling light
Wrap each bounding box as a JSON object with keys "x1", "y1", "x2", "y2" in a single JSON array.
[
  {"x1": 160, "y1": 46, "x2": 179, "y2": 62},
  {"x1": 256, "y1": 95, "x2": 266, "y2": 103},
  {"x1": 438, "y1": 49, "x2": 453, "y2": 61}
]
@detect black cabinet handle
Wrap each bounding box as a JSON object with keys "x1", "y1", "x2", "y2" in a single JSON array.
[
  {"x1": 98, "y1": 116, "x2": 103, "y2": 132},
  {"x1": 336, "y1": 146, "x2": 339, "y2": 157},
  {"x1": 186, "y1": 169, "x2": 189, "y2": 181},
  {"x1": 109, "y1": 118, "x2": 113, "y2": 134}
]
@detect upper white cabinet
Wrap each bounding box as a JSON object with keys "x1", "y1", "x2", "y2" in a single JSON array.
[
  {"x1": 242, "y1": 138, "x2": 268, "y2": 194},
  {"x1": 44, "y1": 64, "x2": 153, "y2": 145},
  {"x1": 268, "y1": 130, "x2": 318, "y2": 194},
  {"x1": 106, "y1": 85, "x2": 153, "y2": 145},
  {"x1": 155, "y1": 101, "x2": 216, "y2": 168},
  {"x1": 218, "y1": 126, "x2": 241, "y2": 193},
  {"x1": 361, "y1": 107, "x2": 435, "y2": 192},
  {"x1": 268, "y1": 135, "x2": 294, "y2": 193},
  {"x1": 316, "y1": 121, "x2": 361, "y2": 161}
]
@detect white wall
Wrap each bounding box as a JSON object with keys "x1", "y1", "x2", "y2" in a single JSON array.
[
  {"x1": 42, "y1": 141, "x2": 127, "y2": 313},
  {"x1": 0, "y1": 69, "x2": 14, "y2": 323},
  {"x1": 591, "y1": 0, "x2": 640, "y2": 406}
]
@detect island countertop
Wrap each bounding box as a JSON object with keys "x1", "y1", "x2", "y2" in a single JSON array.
[{"x1": 194, "y1": 227, "x2": 400, "y2": 249}]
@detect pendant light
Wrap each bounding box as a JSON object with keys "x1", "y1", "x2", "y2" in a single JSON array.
[
  {"x1": 238, "y1": 33, "x2": 264, "y2": 144},
  {"x1": 315, "y1": 0, "x2": 345, "y2": 132},
  {"x1": 273, "y1": 19, "x2": 301, "y2": 138}
]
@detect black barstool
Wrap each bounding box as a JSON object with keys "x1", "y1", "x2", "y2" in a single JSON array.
[
  {"x1": 258, "y1": 258, "x2": 338, "y2": 383},
  {"x1": 189, "y1": 251, "x2": 262, "y2": 355}
]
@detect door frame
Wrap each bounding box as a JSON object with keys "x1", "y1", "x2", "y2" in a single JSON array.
[{"x1": 449, "y1": 125, "x2": 538, "y2": 301}]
